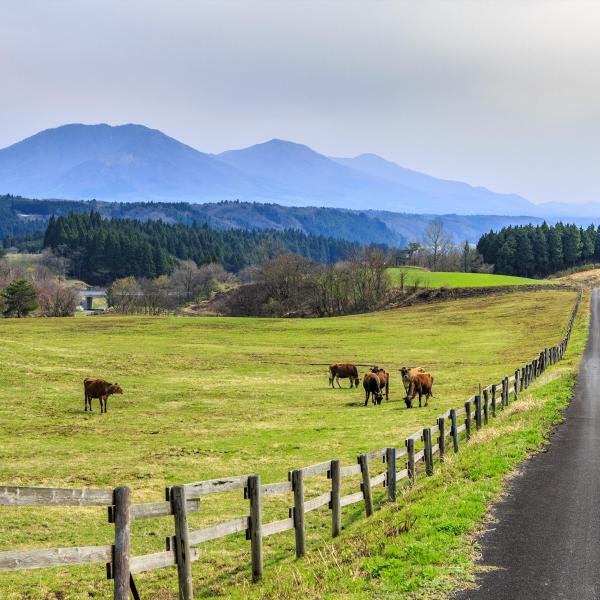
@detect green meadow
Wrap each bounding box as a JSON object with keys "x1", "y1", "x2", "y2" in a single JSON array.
[
  {"x1": 0, "y1": 288, "x2": 578, "y2": 598},
  {"x1": 387, "y1": 267, "x2": 550, "y2": 288}
]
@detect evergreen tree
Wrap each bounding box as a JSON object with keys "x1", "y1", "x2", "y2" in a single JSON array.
[
  {"x1": 2, "y1": 279, "x2": 39, "y2": 317},
  {"x1": 496, "y1": 237, "x2": 517, "y2": 274}
]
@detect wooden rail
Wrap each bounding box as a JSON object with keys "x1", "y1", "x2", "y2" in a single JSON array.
[{"x1": 0, "y1": 291, "x2": 581, "y2": 598}]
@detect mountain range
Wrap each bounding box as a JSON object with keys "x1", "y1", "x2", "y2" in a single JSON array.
[{"x1": 0, "y1": 122, "x2": 590, "y2": 218}]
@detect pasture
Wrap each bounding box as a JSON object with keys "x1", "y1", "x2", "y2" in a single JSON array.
[
  {"x1": 387, "y1": 267, "x2": 549, "y2": 288},
  {"x1": 0, "y1": 288, "x2": 577, "y2": 598}
]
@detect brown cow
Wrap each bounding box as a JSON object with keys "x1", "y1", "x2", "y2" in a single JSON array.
[
  {"x1": 363, "y1": 372, "x2": 383, "y2": 405},
  {"x1": 329, "y1": 364, "x2": 360, "y2": 388},
  {"x1": 370, "y1": 366, "x2": 389, "y2": 401},
  {"x1": 399, "y1": 367, "x2": 426, "y2": 395},
  {"x1": 84, "y1": 378, "x2": 123, "y2": 413},
  {"x1": 404, "y1": 372, "x2": 434, "y2": 408}
]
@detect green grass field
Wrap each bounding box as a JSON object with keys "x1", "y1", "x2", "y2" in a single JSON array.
[
  {"x1": 387, "y1": 267, "x2": 549, "y2": 288},
  {"x1": 0, "y1": 288, "x2": 577, "y2": 598}
]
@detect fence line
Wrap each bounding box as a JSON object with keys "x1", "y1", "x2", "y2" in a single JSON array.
[{"x1": 0, "y1": 291, "x2": 582, "y2": 599}]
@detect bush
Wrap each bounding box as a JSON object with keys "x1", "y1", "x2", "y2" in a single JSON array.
[{"x1": 37, "y1": 282, "x2": 80, "y2": 317}]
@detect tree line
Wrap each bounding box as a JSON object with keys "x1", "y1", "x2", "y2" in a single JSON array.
[
  {"x1": 42, "y1": 211, "x2": 362, "y2": 285},
  {"x1": 477, "y1": 222, "x2": 599, "y2": 278}
]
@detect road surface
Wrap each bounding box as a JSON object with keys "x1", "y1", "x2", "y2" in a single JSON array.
[{"x1": 456, "y1": 289, "x2": 600, "y2": 599}]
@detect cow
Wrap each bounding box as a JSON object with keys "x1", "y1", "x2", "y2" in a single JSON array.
[
  {"x1": 84, "y1": 378, "x2": 123, "y2": 413},
  {"x1": 363, "y1": 372, "x2": 384, "y2": 405},
  {"x1": 399, "y1": 367, "x2": 426, "y2": 396},
  {"x1": 369, "y1": 366, "x2": 389, "y2": 401},
  {"x1": 403, "y1": 371, "x2": 434, "y2": 408},
  {"x1": 329, "y1": 364, "x2": 360, "y2": 389}
]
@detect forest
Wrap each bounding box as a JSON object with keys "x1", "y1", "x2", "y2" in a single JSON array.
[
  {"x1": 477, "y1": 222, "x2": 600, "y2": 277},
  {"x1": 42, "y1": 211, "x2": 361, "y2": 284}
]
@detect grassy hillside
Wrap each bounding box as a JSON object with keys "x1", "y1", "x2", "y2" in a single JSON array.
[
  {"x1": 0, "y1": 289, "x2": 576, "y2": 598},
  {"x1": 388, "y1": 267, "x2": 549, "y2": 288}
]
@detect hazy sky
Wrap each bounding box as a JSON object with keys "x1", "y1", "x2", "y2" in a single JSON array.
[{"x1": 2, "y1": 0, "x2": 600, "y2": 204}]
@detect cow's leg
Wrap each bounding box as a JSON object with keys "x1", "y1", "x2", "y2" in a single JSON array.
[
  {"x1": 336, "y1": 376, "x2": 342, "y2": 388},
  {"x1": 364, "y1": 391, "x2": 369, "y2": 406},
  {"x1": 418, "y1": 391, "x2": 423, "y2": 408}
]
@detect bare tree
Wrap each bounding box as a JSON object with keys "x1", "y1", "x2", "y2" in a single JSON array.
[
  {"x1": 39, "y1": 249, "x2": 71, "y2": 281},
  {"x1": 424, "y1": 221, "x2": 451, "y2": 271},
  {"x1": 107, "y1": 277, "x2": 141, "y2": 314},
  {"x1": 170, "y1": 260, "x2": 203, "y2": 303},
  {"x1": 37, "y1": 282, "x2": 80, "y2": 317},
  {"x1": 258, "y1": 254, "x2": 314, "y2": 315},
  {"x1": 170, "y1": 261, "x2": 230, "y2": 304}
]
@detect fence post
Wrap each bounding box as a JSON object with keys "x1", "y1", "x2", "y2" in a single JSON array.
[
  {"x1": 450, "y1": 409, "x2": 459, "y2": 452},
  {"x1": 465, "y1": 401, "x2": 472, "y2": 441},
  {"x1": 290, "y1": 469, "x2": 305, "y2": 558},
  {"x1": 385, "y1": 448, "x2": 397, "y2": 502},
  {"x1": 514, "y1": 370, "x2": 519, "y2": 402},
  {"x1": 406, "y1": 438, "x2": 416, "y2": 484},
  {"x1": 474, "y1": 395, "x2": 482, "y2": 430},
  {"x1": 329, "y1": 460, "x2": 341, "y2": 537},
  {"x1": 171, "y1": 485, "x2": 193, "y2": 600},
  {"x1": 483, "y1": 389, "x2": 489, "y2": 425},
  {"x1": 112, "y1": 486, "x2": 131, "y2": 600},
  {"x1": 359, "y1": 454, "x2": 374, "y2": 516},
  {"x1": 437, "y1": 417, "x2": 446, "y2": 461},
  {"x1": 491, "y1": 384, "x2": 497, "y2": 417},
  {"x1": 423, "y1": 428, "x2": 434, "y2": 476},
  {"x1": 247, "y1": 475, "x2": 263, "y2": 582},
  {"x1": 529, "y1": 362, "x2": 534, "y2": 384},
  {"x1": 501, "y1": 377, "x2": 508, "y2": 407}
]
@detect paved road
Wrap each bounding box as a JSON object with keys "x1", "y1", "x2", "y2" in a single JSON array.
[{"x1": 456, "y1": 289, "x2": 600, "y2": 600}]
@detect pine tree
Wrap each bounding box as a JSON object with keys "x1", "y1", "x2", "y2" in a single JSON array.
[{"x1": 2, "y1": 279, "x2": 39, "y2": 317}]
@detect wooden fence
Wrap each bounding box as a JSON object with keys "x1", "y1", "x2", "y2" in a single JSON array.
[{"x1": 0, "y1": 291, "x2": 582, "y2": 599}]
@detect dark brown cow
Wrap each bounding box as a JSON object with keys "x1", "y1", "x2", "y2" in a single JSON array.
[
  {"x1": 329, "y1": 364, "x2": 360, "y2": 388},
  {"x1": 404, "y1": 372, "x2": 434, "y2": 408},
  {"x1": 84, "y1": 378, "x2": 123, "y2": 413},
  {"x1": 363, "y1": 372, "x2": 384, "y2": 405},
  {"x1": 370, "y1": 366, "x2": 389, "y2": 401}
]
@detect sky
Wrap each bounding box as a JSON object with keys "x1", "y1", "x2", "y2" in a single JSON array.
[{"x1": 1, "y1": 0, "x2": 600, "y2": 204}]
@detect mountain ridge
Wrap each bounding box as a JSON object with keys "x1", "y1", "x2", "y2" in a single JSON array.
[{"x1": 0, "y1": 123, "x2": 557, "y2": 216}]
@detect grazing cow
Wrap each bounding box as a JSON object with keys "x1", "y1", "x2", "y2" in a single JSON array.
[
  {"x1": 399, "y1": 367, "x2": 426, "y2": 395},
  {"x1": 329, "y1": 364, "x2": 360, "y2": 388},
  {"x1": 370, "y1": 366, "x2": 390, "y2": 401},
  {"x1": 363, "y1": 372, "x2": 384, "y2": 405},
  {"x1": 84, "y1": 378, "x2": 123, "y2": 413},
  {"x1": 403, "y1": 372, "x2": 434, "y2": 408}
]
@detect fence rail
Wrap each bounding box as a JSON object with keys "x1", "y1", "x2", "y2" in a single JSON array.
[{"x1": 0, "y1": 291, "x2": 582, "y2": 599}]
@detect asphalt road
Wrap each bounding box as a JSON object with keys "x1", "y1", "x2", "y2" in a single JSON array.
[{"x1": 456, "y1": 289, "x2": 600, "y2": 600}]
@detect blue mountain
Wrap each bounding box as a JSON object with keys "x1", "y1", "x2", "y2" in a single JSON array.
[
  {"x1": 0, "y1": 123, "x2": 540, "y2": 215},
  {"x1": 0, "y1": 123, "x2": 261, "y2": 202}
]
